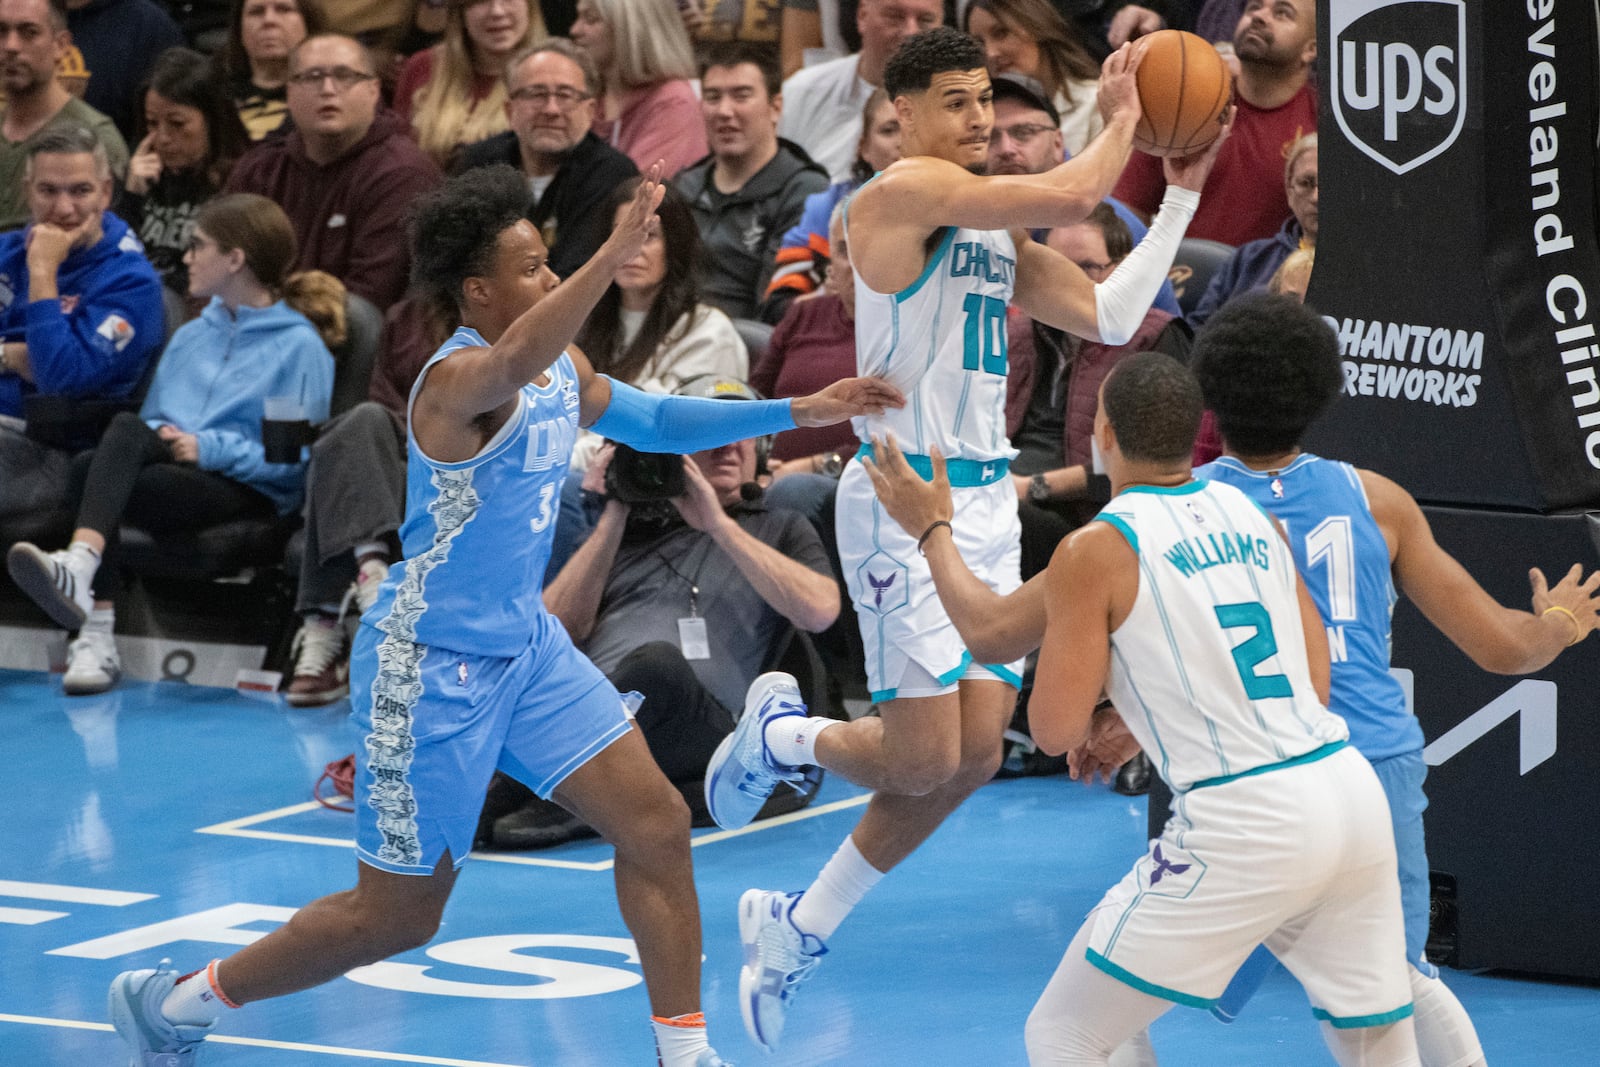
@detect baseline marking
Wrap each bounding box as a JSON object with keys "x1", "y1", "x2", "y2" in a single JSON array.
[
  {"x1": 0, "y1": 1013, "x2": 528, "y2": 1066},
  {"x1": 194, "y1": 793, "x2": 874, "y2": 872}
]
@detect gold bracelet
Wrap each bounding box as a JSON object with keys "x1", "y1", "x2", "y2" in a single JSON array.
[{"x1": 1542, "y1": 604, "x2": 1584, "y2": 647}]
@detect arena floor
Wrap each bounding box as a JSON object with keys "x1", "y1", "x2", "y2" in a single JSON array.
[{"x1": 3, "y1": 668, "x2": 1596, "y2": 1066}]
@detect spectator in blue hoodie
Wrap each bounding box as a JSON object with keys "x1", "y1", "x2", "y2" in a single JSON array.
[
  {"x1": 7, "y1": 192, "x2": 335, "y2": 695},
  {"x1": 0, "y1": 125, "x2": 164, "y2": 524},
  {"x1": 1187, "y1": 132, "x2": 1317, "y2": 327}
]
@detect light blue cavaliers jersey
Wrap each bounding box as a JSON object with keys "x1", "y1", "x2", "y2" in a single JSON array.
[
  {"x1": 1096, "y1": 480, "x2": 1348, "y2": 793},
  {"x1": 849, "y1": 218, "x2": 1020, "y2": 463},
  {"x1": 1199, "y1": 454, "x2": 1424, "y2": 762},
  {"x1": 365, "y1": 327, "x2": 580, "y2": 658}
]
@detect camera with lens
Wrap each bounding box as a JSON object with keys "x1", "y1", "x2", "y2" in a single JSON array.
[{"x1": 604, "y1": 444, "x2": 685, "y2": 504}]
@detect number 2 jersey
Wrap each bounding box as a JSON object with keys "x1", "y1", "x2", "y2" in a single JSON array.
[
  {"x1": 1198, "y1": 454, "x2": 1424, "y2": 762},
  {"x1": 364, "y1": 326, "x2": 580, "y2": 658},
  {"x1": 1095, "y1": 479, "x2": 1349, "y2": 793},
  {"x1": 849, "y1": 220, "x2": 1019, "y2": 464}
]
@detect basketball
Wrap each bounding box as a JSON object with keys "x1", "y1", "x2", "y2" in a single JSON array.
[{"x1": 1131, "y1": 29, "x2": 1233, "y2": 158}]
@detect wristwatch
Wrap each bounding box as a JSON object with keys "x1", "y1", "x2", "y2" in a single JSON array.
[
  {"x1": 818, "y1": 451, "x2": 845, "y2": 478},
  {"x1": 1027, "y1": 472, "x2": 1051, "y2": 503}
]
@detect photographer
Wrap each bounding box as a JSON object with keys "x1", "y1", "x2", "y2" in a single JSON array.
[{"x1": 487, "y1": 374, "x2": 839, "y2": 847}]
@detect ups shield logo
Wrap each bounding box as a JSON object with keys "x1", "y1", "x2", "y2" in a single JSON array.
[{"x1": 1331, "y1": 0, "x2": 1466, "y2": 175}]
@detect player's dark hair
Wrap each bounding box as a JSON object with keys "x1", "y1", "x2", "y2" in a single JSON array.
[
  {"x1": 1103, "y1": 352, "x2": 1203, "y2": 464},
  {"x1": 702, "y1": 40, "x2": 782, "y2": 99},
  {"x1": 1192, "y1": 292, "x2": 1343, "y2": 456},
  {"x1": 409, "y1": 164, "x2": 533, "y2": 314},
  {"x1": 883, "y1": 27, "x2": 987, "y2": 99}
]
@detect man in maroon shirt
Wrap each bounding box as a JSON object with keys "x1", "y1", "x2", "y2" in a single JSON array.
[
  {"x1": 226, "y1": 34, "x2": 440, "y2": 309},
  {"x1": 1112, "y1": 0, "x2": 1315, "y2": 246}
]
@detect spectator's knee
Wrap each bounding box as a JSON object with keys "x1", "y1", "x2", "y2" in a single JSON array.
[
  {"x1": 313, "y1": 400, "x2": 392, "y2": 457},
  {"x1": 611, "y1": 640, "x2": 690, "y2": 691}
]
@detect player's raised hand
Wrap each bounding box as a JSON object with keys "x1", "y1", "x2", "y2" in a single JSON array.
[
  {"x1": 790, "y1": 376, "x2": 905, "y2": 426},
  {"x1": 1529, "y1": 563, "x2": 1600, "y2": 647},
  {"x1": 861, "y1": 435, "x2": 952, "y2": 540},
  {"x1": 1096, "y1": 42, "x2": 1144, "y2": 129},
  {"x1": 1164, "y1": 104, "x2": 1234, "y2": 192},
  {"x1": 601, "y1": 162, "x2": 667, "y2": 265}
]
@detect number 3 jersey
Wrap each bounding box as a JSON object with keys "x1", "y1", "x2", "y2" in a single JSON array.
[
  {"x1": 849, "y1": 221, "x2": 1020, "y2": 464},
  {"x1": 365, "y1": 327, "x2": 580, "y2": 658},
  {"x1": 1095, "y1": 479, "x2": 1348, "y2": 794},
  {"x1": 1199, "y1": 454, "x2": 1423, "y2": 762}
]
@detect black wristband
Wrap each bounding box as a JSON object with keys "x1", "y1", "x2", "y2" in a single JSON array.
[{"x1": 916, "y1": 519, "x2": 952, "y2": 555}]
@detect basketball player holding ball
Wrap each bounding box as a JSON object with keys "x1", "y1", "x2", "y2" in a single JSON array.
[{"x1": 701, "y1": 26, "x2": 1231, "y2": 1053}]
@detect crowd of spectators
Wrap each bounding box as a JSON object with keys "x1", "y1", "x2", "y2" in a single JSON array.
[{"x1": 0, "y1": 0, "x2": 1324, "y2": 818}]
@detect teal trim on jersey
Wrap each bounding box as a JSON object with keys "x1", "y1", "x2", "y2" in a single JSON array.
[
  {"x1": 937, "y1": 650, "x2": 975, "y2": 686},
  {"x1": 1120, "y1": 479, "x2": 1208, "y2": 497},
  {"x1": 1086, "y1": 949, "x2": 1217, "y2": 1010},
  {"x1": 1096, "y1": 513, "x2": 1140, "y2": 555},
  {"x1": 1186, "y1": 740, "x2": 1347, "y2": 792},
  {"x1": 984, "y1": 663, "x2": 1023, "y2": 688},
  {"x1": 1312, "y1": 1002, "x2": 1415, "y2": 1029},
  {"x1": 854, "y1": 444, "x2": 1010, "y2": 486},
  {"x1": 895, "y1": 227, "x2": 956, "y2": 304},
  {"x1": 869, "y1": 651, "x2": 973, "y2": 704}
]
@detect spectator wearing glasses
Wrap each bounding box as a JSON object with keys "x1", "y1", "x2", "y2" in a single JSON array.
[
  {"x1": 123, "y1": 48, "x2": 251, "y2": 299},
  {"x1": 1188, "y1": 131, "x2": 1316, "y2": 326},
  {"x1": 963, "y1": 0, "x2": 1103, "y2": 157},
  {"x1": 393, "y1": 0, "x2": 543, "y2": 169},
  {"x1": 226, "y1": 33, "x2": 441, "y2": 309},
  {"x1": 0, "y1": 0, "x2": 128, "y2": 231},
  {"x1": 568, "y1": 0, "x2": 706, "y2": 177},
  {"x1": 1005, "y1": 203, "x2": 1190, "y2": 579},
  {"x1": 456, "y1": 38, "x2": 637, "y2": 279},
  {"x1": 216, "y1": 0, "x2": 328, "y2": 142}
]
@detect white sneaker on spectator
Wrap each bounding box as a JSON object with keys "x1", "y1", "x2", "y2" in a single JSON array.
[
  {"x1": 63, "y1": 630, "x2": 120, "y2": 696},
  {"x1": 7, "y1": 542, "x2": 94, "y2": 630},
  {"x1": 353, "y1": 556, "x2": 389, "y2": 616},
  {"x1": 284, "y1": 616, "x2": 349, "y2": 707}
]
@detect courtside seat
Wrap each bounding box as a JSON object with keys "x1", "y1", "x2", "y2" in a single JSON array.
[
  {"x1": 1168, "y1": 237, "x2": 1236, "y2": 317},
  {"x1": 731, "y1": 317, "x2": 774, "y2": 369},
  {"x1": 115, "y1": 294, "x2": 383, "y2": 586}
]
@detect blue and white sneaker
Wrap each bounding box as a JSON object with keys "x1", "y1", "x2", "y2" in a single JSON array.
[
  {"x1": 109, "y1": 965, "x2": 213, "y2": 1065},
  {"x1": 704, "y1": 672, "x2": 807, "y2": 831},
  {"x1": 738, "y1": 889, "x2": 827, "y2": 1053}
]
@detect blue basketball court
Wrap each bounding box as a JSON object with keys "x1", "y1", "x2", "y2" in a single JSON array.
[{"x1": 3, "y1": 668, "x2": 1596, "y2": 1065}]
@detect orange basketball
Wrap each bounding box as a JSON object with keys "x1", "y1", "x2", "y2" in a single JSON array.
[{"x1": 1131, "y1": 30, "x2": 1233, "y2": 158}]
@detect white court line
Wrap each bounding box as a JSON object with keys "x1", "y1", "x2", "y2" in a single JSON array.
[
  {"x1": 0, "y1": 906, "x2": 68, "y2": 925},
  {"x1": 0, "y1": 1013, "x2": 529, "y2": 1066},
  {"x1": 194, "y1": 793, "x2": 875, "y2": 872},
  {"x1": 0, "y1": 879, "x2": 156, "y2": 905}
]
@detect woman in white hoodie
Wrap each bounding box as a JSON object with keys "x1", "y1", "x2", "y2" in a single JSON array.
[{"x1": 6, "y1": 193, "x2": 336, "y2": 695}]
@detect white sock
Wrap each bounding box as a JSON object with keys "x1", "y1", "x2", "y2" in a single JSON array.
[
  {"x1": 764, "y1": 715, "x2": 836, "y2": 768},
  {"x1": 352, "y1": 541, "x2": 389, "y2": 563},
  {"x1": 81, "y1": 607, "x2": 115, "y2": 636},
  {"x1": 650, "y1": 1012, "x2": 711, "y2": 1067},
  {"x1": 66, "y1": 540, "x2": 100, "y2": 583},
  {"x1": 789, "y1": 835, "x2": 884, "y2": 941},
  {"x1": 161, "y1": 961, "x2": 235, "y2": 1027}
]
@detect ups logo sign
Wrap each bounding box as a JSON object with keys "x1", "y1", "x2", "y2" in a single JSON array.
[{"x1": 1331, "y1": 0, "x2": 1467, "y2": 175}]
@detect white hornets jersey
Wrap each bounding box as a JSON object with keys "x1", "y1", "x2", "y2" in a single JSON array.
[
  {"x1": 1096, "y1": 479, "x2": 1349, "y2": 794},
  {"x1": 849, "y1": 219, "x2": 1020, "y2": 464}
]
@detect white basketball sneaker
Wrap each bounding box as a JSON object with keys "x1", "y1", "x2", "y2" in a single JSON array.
[
  {"x1": 64, "y1": 629, "x2": 120, "y2": 696},
  {"x1": 703, "y1": 672, "x2": 807, "y2": 831},
  {"x1": 738, "y1": 889, "x2": 827, "y2": 1053}
]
